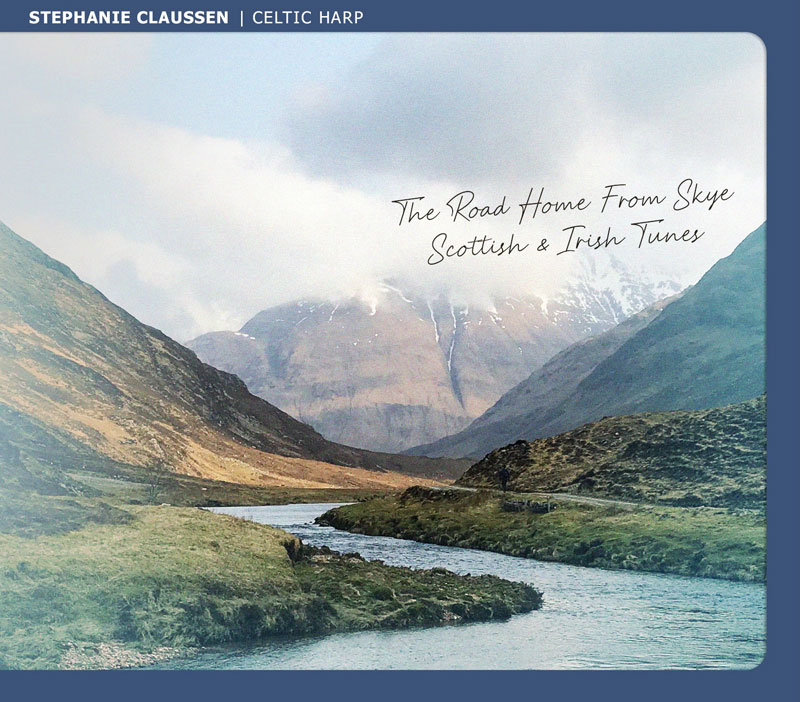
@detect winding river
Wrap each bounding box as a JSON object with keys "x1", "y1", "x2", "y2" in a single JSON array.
[{"x1": 159, "y1": 503, "x2": 765, "y2": 670}]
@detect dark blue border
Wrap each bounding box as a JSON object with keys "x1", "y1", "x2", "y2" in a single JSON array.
[{"x1": 2, "y1": 0, "x2": 798, "y2": 698}]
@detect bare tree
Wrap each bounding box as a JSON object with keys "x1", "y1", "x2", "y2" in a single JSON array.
[
  {"x1": 145, "y1": 458, "x2": 171, "y2": 504},
  {"x1": 145, "y1": 439, "x2": 171, "y2": 504}
]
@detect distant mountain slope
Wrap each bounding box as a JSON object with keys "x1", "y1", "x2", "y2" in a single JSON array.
[
  {"x1": 557, "y1": 223, "x2": 765, "y2": 422},
  {"x1": 412, "y1": 224, "x2": 765, "y2": 458},
  {"x1": 408, "y1": 293, "x2": 682, "y2": 458},
  {"x1": 189, "y1": 266, "x2": 680, "y2": 453},
  {"x1": 189, "y1": 294, "x2": 571, "y2": 453},
  {"x1": 0, "y1": 222, "x2": 466, "y2": 487},
  {"x1": 457, "y1": 395, "x2": 766, "y2": 509}
]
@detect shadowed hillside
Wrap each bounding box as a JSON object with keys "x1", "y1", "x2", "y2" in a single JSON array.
[{"x1": 457, "y1": 395, "x2": 766, "y2": 509}]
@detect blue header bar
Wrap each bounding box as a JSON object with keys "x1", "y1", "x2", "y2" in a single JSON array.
[{"x1": 0, "y1": 1, "x2": 791, "y2": 32}]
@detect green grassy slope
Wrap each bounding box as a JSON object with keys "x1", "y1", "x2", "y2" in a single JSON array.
[{"x1": 320, "y1": 488, "x2": 765, "y2": 582}]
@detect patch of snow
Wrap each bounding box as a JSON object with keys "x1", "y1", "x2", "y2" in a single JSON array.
[
  {"x1": 427, "y1": 301, "x2": 440, "y2": 343},
  {"x1": 447, "y1": 305, "x2": 457, "y2": 374},
  {"x1": 381, "y1": 283, "x2": 414, "y2": 305}
]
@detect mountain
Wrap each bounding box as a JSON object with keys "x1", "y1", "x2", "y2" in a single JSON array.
[
  {"x1": 412, "y1": 224, "x2": 765, "y2": 458},
  {"x1": 410, "y1": 292, "x2": 683, "y2": 458},
  {"x1": 457, "y1": 395, "x2": 766, "y2": 509},
  {"x1": 188, "y1": 269, "x2": 681, "y2": 453},
  {"x1": 0, "y1": 222, "x2": 466, "y2": 488}
]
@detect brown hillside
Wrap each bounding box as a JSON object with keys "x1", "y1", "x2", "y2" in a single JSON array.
[{"x1": 0, "y1": 222, "x2": 465, "y2": 488}]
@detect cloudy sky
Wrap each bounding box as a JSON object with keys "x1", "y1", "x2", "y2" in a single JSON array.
[{"x1": 0, "y1": 33, "x2": 765, "y2": 341}]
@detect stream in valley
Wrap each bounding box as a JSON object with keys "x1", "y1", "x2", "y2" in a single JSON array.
[{"x1": 157, "y1": 503, "x2": 765, "y2": 670}]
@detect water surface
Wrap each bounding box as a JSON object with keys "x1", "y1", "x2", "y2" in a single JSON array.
[{"x1": 159, "y1": 503, "x2": 765, "y2": 670}]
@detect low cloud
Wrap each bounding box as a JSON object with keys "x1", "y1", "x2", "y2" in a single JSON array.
[{"x1": 0, "y1": 33, "x2": 766, "y2": 341}]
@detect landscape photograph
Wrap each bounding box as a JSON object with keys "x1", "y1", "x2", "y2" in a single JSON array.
[{"x1": 0, "y1": 32, "x2": 766, "y2": 670}]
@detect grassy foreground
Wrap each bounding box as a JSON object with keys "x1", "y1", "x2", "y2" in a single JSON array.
[
  {"x1": 0, "y1": 497, "x2": 541, "y2": 669},
  {"x1": 318, "y1": 487, "x2": 765, "y2": 583}
]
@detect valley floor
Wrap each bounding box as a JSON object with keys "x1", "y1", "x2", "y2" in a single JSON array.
[
  {"x1": 318, "y1": 487, "x2": 766, "y2": 583},
  {"x1": 68, "y1": 469, "x2": 399, "y2": 508},
  {"x1": 0, "y1": 489, "x2": 540, "y2": 670}
]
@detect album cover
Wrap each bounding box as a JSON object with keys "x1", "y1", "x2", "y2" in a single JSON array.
[{"x1": 0, "y1": 6, "x2": 786, "y2": 681}]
